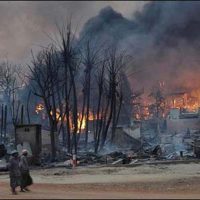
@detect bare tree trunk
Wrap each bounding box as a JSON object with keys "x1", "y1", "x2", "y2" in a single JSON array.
[
  {"x1": 14, "y1": 101, "x2": 20, "y2": 126},
  {"x1": 44, "y1": 96, "x2": 57, "y2": 161},
  {"x1": 115, "y1": 93, "x2": 123, "y2": 128},
  {"x1": 94, "y1": 92, "x2": 102, "y2": 153},
  {"x1": 70, "y1": 71, "x2": 78, "y2": 155},
  {"x1": 100, "y1": 95, "x2": 112, "y2": 149},
  {"x1": 26, "y1": 91, "x2": 31, "y2": 124},
  {"x1": 65, "y1": 102, "x2": 71, "y2": 153},
  {"x1": 20, "y1": 105, "x2": 24, "y2": 124},
  {"x1": 77, "y1": 85, "x2": 86, "y2": 145},
  {"x1": 4, "y1": 105, "x2": 7, "y2": 142},
  {"x1": 55, "y1": 75, "x2": 65, "y2": 147},
  {"x1": 111, "y1": 92, "x2": 123, "y2": 143},
  {"x1": 85, "y1": 68, "x2": 91, "y2": 149},
  {"x1": 50, "y1": 120, "x2": 56, "y2": 161},
  {"x1": 111, "y1": 94, "x2": 116, "y2": 142},
  {"x1": 1, "y1": 104, "x2": 3, "y2": 142},
  {"x1": 94, "y1": 65, "x2": 105, "y2": 153}
]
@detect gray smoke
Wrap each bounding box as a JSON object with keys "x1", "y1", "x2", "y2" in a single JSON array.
[
  {"x1": 79, "y1": 2, "x2": 200, "y2": 93},
  {"x1": 0, "y1": 1, "x2": 145, "y2": 65}
]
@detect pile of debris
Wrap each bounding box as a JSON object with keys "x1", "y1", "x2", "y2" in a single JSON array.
[
  {"x1": 46, "y1": 147, "x2": 166, "y2": 168},
  {"x1": 46, "y1": 151, "x2": 130, "y2": 168}
]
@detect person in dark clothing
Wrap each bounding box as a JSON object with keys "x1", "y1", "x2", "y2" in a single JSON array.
[
  {"x1": 19, "y1": 149, "x2": 33, "y2": 192},
  {"x1": 8, "y1": 150, "x2": 21, "y2": 195}
]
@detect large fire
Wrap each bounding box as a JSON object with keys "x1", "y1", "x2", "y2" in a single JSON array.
[
  {"x1": 35, "y1": 104, "x2": 99, "y2": 133},
  {"x1": 166, "y1": 91, "x2": 200, "y2": 113},
  {"x1": 35, "y1": 83, "x2": 200, "y2": 123},
  {"x1": 132, "y1": 82, "x2": 200, "y2": 120}
]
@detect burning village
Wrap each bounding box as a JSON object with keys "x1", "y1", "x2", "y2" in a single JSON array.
[{"x1": 1, "y1": 1, "x2": 200, "y2": 199}]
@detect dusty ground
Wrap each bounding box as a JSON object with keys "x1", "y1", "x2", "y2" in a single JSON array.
[{"x1": 1, "y1": 162, "x2": 200, "y2": 199}]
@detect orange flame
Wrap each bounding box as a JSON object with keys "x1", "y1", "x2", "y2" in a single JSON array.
[
  {"x1": 35, "y1": 103, "x2": 44, "y2": 114},
  {"x1": 133, "y1": 88, "x2": 200, "y2": 120},
  {"x1": 35, "y1": 103, "x2": 100, "y2": 133}
]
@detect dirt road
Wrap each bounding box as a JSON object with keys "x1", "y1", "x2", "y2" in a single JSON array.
[{"x1": 1, "y1": 163, "x2": 200, "y2": 199}]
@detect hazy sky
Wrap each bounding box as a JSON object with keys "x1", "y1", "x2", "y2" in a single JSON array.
[{"x1": 0, "y1": 1, "x2": 147, "y2": 65}]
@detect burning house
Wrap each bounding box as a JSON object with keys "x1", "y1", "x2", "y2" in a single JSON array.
[{"x1": 130, "y1": 83, "x2": 200, "y2": 158}]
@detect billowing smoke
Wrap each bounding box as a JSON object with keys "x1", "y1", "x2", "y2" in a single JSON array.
[
  {"x1": 0, "y1": 1, "x2": 145, "y2": 64},
  {"x1": 79, "y1": 2, "x2": 200, "y2": 93}
]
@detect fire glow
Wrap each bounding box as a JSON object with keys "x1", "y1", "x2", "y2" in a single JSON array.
[
  {"x1": 166, "y1": 90, "x2": 200, "y2": 113},
  {"x1": 35, "y1": 103, "x2": 44, "y2": 114},
  {"x1": 133, "y1": 86, "x2": 200, "y2": 120},
  {"x1": 35, "y1": 104, "x2": 99, "y2": 132}
]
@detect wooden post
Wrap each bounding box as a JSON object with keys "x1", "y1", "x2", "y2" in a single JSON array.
[{"x1": 72, "y1": 154, "x2": 77, "y2": 168}]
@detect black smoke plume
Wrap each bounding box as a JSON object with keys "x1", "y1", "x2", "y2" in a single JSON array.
[{"x1": 79, "y1": 2, "x2": 200, "y2": 94}]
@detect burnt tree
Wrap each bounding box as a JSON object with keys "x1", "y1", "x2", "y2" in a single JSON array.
[
  {"x1": 28, "y1": 46, "x2": 62, "y2": 160},
  {"x1": 56, "y1": 22, "x2": 81, "y2": 154}
]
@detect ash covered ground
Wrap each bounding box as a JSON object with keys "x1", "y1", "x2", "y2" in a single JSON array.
[{"x1": 1, "y1": 162, "x2": 200, "y2": 199}]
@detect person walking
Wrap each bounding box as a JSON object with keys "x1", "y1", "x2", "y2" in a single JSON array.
[
  {"x1": 19, "y1": 149, "x2": 33, "y2": 192},
  {"x1": 8, "y1": 150, "x2": 21, "y2": 195}
]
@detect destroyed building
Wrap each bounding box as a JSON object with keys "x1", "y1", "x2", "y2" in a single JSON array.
[
  {"x1": 15, "y1": 124, "x2": 42, "y2": 163},
  {"x1": 133, "y1": 87, "x2": 200, "y2": 158}
]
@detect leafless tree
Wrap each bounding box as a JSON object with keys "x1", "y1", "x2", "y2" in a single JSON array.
[
  {"x1": 93, "y1": 59, "x2": 106, "y2": 153},
  {"x1": 28, "y1": 45, "x2": 62, "y2": 160},
  {"x1": 0, "y1": 61, "x2": 25, "y2": 131},
  {"x1": 81, "y1": 40, "x2": 102, "y2": 149},
  {"x1": 84, "y1": 46, "x2": 129, "y2": 153},
  {"x1": 55, "y1": 22, "x2": 81, "y2": 154},
  {"x1": 99, "y1": 47, "x2": 129, "y2": 149}
]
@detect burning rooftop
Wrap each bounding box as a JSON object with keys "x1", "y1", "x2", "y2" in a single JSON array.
[{"x1": 132, "y1": 82, "x2": 200, "y2": 121}]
